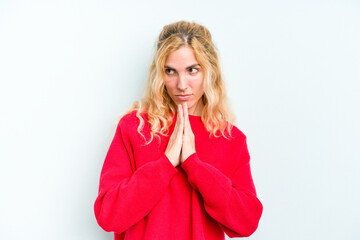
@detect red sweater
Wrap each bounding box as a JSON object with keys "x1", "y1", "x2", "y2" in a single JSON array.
[{"x1": 94, "y1": 110, "x2": 263, "y2": 239}]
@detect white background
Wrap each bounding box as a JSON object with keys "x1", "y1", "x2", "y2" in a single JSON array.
[{"x1": 0, "y1": 0, "x2": 359, "y2": 239}]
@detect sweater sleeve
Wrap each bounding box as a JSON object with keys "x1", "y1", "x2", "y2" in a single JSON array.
[
  {"x1": 94, "y1": 118, "x2": 178, "y2": 234},
  {"x1": 180, "y1": 136, "x2": 263, "y2": 237}
]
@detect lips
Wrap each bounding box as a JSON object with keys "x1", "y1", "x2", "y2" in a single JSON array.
[{"x1": 175, "y1": 94, "x2": 192, "y2": 101}]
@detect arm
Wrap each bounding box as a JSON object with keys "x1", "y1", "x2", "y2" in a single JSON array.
[
  {"x1": 94, "y1": 119, "x2": 178, "y2": 234},
  {"x1": 180, "y1": 136, "x2": 263, "y2": 237}
]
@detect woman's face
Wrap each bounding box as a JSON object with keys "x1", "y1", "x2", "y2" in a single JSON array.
[{"x1": 164, "y1": 46, "x2": 205, "y2": 116}]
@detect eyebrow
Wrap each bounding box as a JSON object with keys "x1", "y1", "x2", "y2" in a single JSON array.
[{"x1": 164, "y1": 64, "x2": 200, "y2": 70}]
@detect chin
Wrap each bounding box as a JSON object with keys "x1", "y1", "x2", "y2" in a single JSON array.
[{"x1": 174, "y1": 100, "x2": 192, "y2": 108}]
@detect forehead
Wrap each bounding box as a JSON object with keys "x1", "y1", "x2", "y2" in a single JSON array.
[{"x1": 164, "y1": 46, "x2": 198, "y2": 68}]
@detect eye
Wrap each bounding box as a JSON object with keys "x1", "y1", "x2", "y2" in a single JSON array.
[
  {"x1": 189, "y1": 68, "x2": 199, "y2": 74},
  {"x1": 165, "y1": 68, "x2": 175, "y2": 75}
]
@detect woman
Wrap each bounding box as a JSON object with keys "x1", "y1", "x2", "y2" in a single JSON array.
[{"x1": 94, "y1": 20, "x2": 263, "y2": 239}]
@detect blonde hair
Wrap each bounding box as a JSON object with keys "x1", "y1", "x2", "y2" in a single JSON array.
[{"x1": 114, "y1": 20, "x2": 236, "y2": 145}]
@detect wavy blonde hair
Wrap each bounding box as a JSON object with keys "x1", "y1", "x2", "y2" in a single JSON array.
[{"x1": 114, "y1": 20, "x2": 236, "y2": 145}]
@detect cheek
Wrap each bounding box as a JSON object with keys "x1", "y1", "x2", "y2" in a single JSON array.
[
  {"x1": 192, "y1": 77, "x2": 204, "y2": 92},
  {"x1": 164, "y1": 81, "x2": 176, "y2": 94},
  {"x1": 192, "y1": 82, "x2": 203, "y2": 91}
]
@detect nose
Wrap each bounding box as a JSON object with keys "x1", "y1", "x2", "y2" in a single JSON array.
[{"x1": 177, "y1": 73, "x2": 188, "y2": 91}]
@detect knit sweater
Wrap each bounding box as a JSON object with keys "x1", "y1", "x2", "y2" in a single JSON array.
[{"x1": 94, "y1": 110, "x2": 263, "y2": 239}]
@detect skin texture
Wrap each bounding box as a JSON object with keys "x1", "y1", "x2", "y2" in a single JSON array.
[
  {"x1": 179, "y1": 102, "x2": 196, "y2": 164},
  {"x1": 163, "y1": 46, "x2": 205, "y2": 116},
  {"x1": 163, "y1": 46, "x2": 204, "y2": 166},
  {"x1": 165, "y1": 103, "x2": 196, "y2": 167}
]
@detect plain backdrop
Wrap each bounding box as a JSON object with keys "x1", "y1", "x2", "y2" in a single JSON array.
[{"x1": 0, "y1": 0, "x2": 359, "y2": 239}]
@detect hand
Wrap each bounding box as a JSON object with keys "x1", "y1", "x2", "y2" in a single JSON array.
[
  {"x1": 165, "y1": 104, "x2": 184, "y2": 167},
  {"x1": 180, "y1": 102, "x2": 196, "y2": 164}
]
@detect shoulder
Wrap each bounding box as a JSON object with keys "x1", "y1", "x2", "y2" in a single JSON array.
[
  {"x1": 117, "y1": 110, "x2": 148, "y2": 136},
  {"x1": 229, "y1": 123, "x2": 247, "y2": 145},
  {"x1": 227, "y1": 124, "x2": 251, "y2": 164},
  {"x1": 119, "y1": 110, "x2": 140, "y2": 127}
]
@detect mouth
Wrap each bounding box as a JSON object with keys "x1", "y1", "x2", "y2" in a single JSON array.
[{"x1": 175, "y1": 94, "x2": 192, "y2": 101}]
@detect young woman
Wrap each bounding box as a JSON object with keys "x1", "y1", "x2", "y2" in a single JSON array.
[{"x1": 94, "y1": 20, "x2": 263, "y2": 240}]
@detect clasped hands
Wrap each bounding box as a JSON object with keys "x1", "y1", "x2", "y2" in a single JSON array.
[{"x1": 165, "y1": 102, "x2": 196, "y2": 167}]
